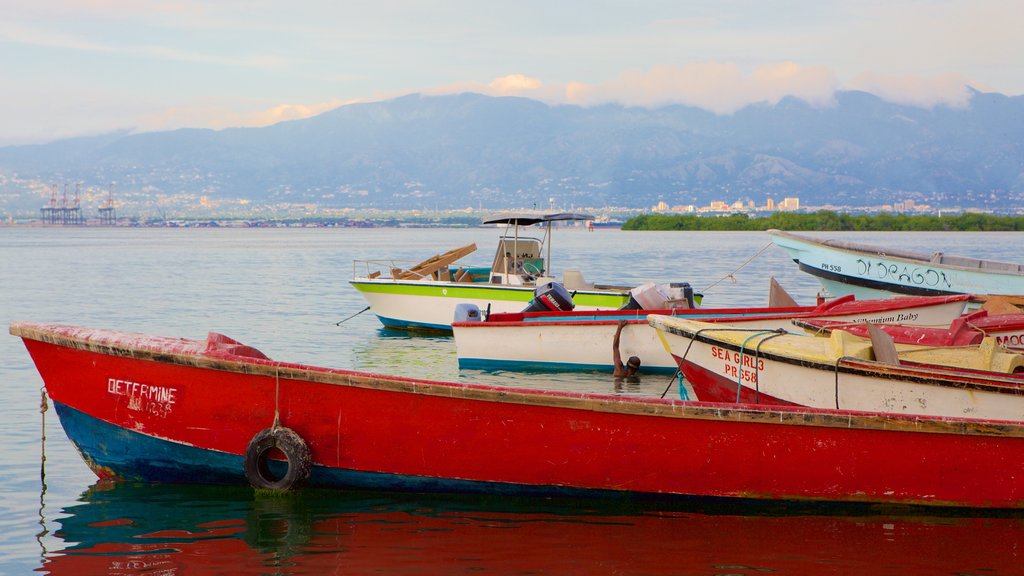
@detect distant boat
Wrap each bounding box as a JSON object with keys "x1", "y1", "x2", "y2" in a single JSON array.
[
  {"x1": 650, "y1": 315, "x2": 1024, "y2": 421},
  {"x1": 585, "y1": 219, "x2": 623, "y2": 230},
  {"x1": 13, "y1": 320, "x2": 1024, "y2": 509},
  {"x1": 453, "y1": 294, "x2": 971, "y2": 373},
  {"x1": 350, "y1": 213, "x2": 632, "y2": 330},
  {"x1": 768, "y1": 229, "x2": 1024, "y2": 299}
]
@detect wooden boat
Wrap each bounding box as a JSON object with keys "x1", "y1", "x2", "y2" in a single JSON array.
[
  {"x1": 768, "y1": 229, "x2": 1024, "y2": 299},
  {"x1": 796, "y1": 309, "x2": 1024, "y2": 350},
  {"x1": 453, "y1": 294, "x2": 971, "y2": 373},
  {"x1": 649, "y1": 315, "x2": 1024, "y2": 421},
  {"x1": 350, "y1": 213, "x2": 632, "y2": 330},
  {"x1": 14, "y1": 320, "x2": 1024, "y2": 509}
]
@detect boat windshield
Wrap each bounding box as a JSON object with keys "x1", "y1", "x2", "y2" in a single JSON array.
[{"x1": 483, "y1": 213, "x2": 595, "y2": 280}]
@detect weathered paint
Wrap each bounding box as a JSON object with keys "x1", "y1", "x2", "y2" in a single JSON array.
[
  {"x1": 454, "y1": 294, "x2": 970, "y2": 373},
  {"x1": 13, "y1": 321, "x2": 1024, "y2": 508},
  {"x1": 652, "y1": 315, "x2": 1024, "y2": 421}
]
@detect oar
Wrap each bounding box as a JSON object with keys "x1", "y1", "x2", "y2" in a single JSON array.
[{"x1": 335, "y1": 306, "x2": 371, "y2": 326}]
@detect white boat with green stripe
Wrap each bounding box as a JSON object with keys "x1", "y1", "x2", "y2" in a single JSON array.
[{"x1": 351, "y1": 213, "x2": 632, "y2": 331}]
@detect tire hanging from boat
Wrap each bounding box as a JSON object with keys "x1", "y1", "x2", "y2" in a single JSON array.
[{"x1": 244, "y1": 426, "x2": 312, "y2": 490}]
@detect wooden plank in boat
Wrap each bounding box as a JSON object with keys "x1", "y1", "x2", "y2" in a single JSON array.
[{"x1": 394, "y1": 243, "x2": 477, "y2": 280}]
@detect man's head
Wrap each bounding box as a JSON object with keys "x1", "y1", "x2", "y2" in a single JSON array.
[{"x1": 626, "y1": 356, "x2": 641, "y2": 375}]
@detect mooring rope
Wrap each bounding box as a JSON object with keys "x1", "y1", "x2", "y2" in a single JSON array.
[
  {"x1": 272, "y1": 363, "x2": 282, "y2": 430},
  {"x1": 37, "y1": 388, "x2": 49, "y2": 560},
  {"x1": 335, "y1": 305, "x2": 371, "y2": 326},
  {"x1": 659, "y1": 326, "x2": 719, "y2": 399},
  {"x1": 701, "y1": 242, "x2": 774, "y2": 294}
]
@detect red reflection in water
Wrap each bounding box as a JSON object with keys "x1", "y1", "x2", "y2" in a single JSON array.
[{"x1": 44, "y1": 501, "x2": 1024, "y2": 575}]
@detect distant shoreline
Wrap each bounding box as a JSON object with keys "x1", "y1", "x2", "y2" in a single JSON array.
[
  {"x1": 623, "y1": 210, "x2": 1024, "y2": 232},
  {"x1": 5, "y1": 210, "x2": 1024, "y2": 231}
]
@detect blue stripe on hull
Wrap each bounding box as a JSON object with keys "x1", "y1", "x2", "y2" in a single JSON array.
[
  {"x1": 52, "y1": 402, "x2": 642, "y2": 499},
  {"x1": 458, "y1": 358, "x2": 678, "y2": 375},
  {"x1": 795, "y1": 261, "x2": 960, "y2": 297},
  {"x1": 55, "y1": 402, "x2": 248, "y2": 485}
]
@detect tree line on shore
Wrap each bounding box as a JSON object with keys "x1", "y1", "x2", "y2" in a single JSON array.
[{"x1": 621, "y1": 211, "x2": 1024, "y2": 232}]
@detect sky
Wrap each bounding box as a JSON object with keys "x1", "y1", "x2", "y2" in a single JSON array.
[{"x1": 1, "y1": 0, "x2": 1021, "y2": 146}]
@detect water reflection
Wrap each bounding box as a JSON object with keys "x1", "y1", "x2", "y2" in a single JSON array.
[
  {"x1": 44, "y1": 482, "x2": 1024, "y2": 575},
  {"x1": 349, "y1": 327, "x2": 678, "y2": 398}
]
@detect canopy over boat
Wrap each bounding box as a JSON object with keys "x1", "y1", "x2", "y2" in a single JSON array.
[{"x1": 482, "y1": 212, "x2": 596, "y2": 226}]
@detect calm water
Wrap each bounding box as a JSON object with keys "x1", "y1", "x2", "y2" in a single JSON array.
[{"x1": 3, "y1": 226, "x2": 1024, "y2": 574}]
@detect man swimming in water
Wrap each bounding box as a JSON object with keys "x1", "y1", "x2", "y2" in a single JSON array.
[{"x1": 613, "y1": 320, "x2": 641, "y2": 380}]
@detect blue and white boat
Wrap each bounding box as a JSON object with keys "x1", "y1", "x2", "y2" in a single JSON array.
[
  {"x1": 452, "y1": 294, "x2": 970, "y2": 374},
  {"x1": 769, "y1": 229, "x2": 1024, "y2": 299}
]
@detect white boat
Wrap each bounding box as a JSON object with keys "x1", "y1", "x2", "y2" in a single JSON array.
[
  {"x1": 649, "y1": 315, "x2": 1024, "y2": 421},
  {"x1": 453, "y1": 294, "x2": 971, "y2": 374},
  {"x1": 350, "y1": 213, "x2": 632, "y2": 330},
  {"x1": 768, "y1": 229, "x2": 1024, "y2": 299}
]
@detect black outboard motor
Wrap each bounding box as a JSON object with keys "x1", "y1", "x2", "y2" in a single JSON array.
[
  {"x1": 521, "y1": 282, "x2": 575, "y2": 313},
  {"x1": 669, "y1": 282, "x2": 697, "y2": 309}
]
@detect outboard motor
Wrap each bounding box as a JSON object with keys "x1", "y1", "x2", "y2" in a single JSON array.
[
  {"x1": 521, "y1": 282, "x2": 575, "y2": 313},
  {"x1": 453, "y1": 303, "x2": 482, "y2": 323},
  {"x1": 618, "y1": 282, "x2": 672, "y2": 310},
  {"x1": 666, "y1": 282, "x2": 698, "y2": 309}
]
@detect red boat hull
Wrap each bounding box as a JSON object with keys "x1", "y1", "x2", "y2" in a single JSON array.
[{"x1": 13, "y1": 322, "x2": 1024, "y2": 508}]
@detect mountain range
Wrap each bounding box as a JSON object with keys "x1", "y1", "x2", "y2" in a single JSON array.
[{"x1": 1, "y1": 89, "x2": 1022, "y2": 215}]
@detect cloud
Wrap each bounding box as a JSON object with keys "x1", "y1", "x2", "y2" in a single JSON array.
[
  {"x1": 488, "y1": 74, "x2": 543, "y2": 95},
  {"x1": 133, "y1": 65, "x2": 987, "y2": 137},
  {"x1": 562, "y1": 62, "x2": 839, "y2": 113},
  {"x1": 424, "y1": 64, "x2": 981, "y2": 115},
  {"x1": 137, "y1": 98, "x2": 358, "y2": 132},
  {"x1": 846, "y1": 72, "x2": 980, "y2": 108},
  {"x1": 421, "y1": 65, "x2": 839, "y2": 113},
  {"x1": 423, "y1": 74, "x2": 555, "y2": 100}
]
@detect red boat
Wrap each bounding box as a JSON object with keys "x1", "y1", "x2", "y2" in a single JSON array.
[
  {"x1": 796, "y1": 309, "x2": 1024, "y2": 350},
  {"x1": 12, "y1": 321, "x2": 1024, "y2": 509}
]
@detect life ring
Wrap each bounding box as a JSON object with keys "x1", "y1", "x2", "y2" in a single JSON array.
[{"x1": 244, "y1": 426, "x2": 312, "y2": 490}]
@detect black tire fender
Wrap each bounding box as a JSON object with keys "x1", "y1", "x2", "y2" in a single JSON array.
[{"x1": 244, "y1": 426, "x2": 311, "y2": 490}]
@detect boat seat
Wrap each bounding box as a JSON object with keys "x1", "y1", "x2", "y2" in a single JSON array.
[
  {"x1": 563, "y1": 269, "x2": 593, "y2": 290},
  {"x1": 828, "y1": 330, "x2": 874, "y2": 361},
  {"x1": 867, "y1": 323, "x2": 900, "y2": 365}
]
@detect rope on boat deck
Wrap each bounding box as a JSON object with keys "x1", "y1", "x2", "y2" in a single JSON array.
[
  {"x1": 658, "y1": 325, "x2": 786, "y2": 399},
  {"x1": 750, "y1": 331, "x2": 786, "y2": 403},
  {"x1": 735, "y1": 331, "x2": 786, "y2": 403},
  {"x1": 833, "y1": 357, "x2": 847, "y2": 410},
  {"x1": 700, "y1": 242, "x2": 774, "y2": 294}
]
